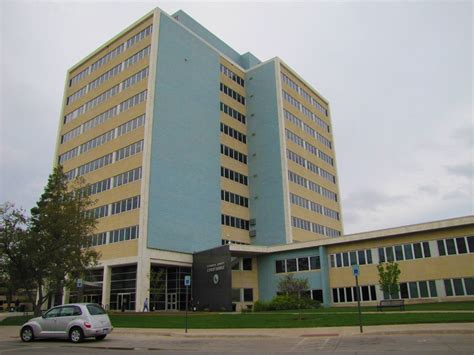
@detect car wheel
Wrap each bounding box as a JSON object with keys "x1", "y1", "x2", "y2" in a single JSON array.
[
  {"x1": 20, "y1": 326, "x2": 34, "y2": 342},
  {"x1": 95, "y1": 335, "x2": 106, "y2": 341},
  {"x1": 69, "y1": 327, "x2": 84, "y2": 343}
]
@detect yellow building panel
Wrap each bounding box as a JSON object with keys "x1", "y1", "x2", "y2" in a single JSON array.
[
  {"x1": 220, "y1": 134, "x2": 248, "y2": 154},
  {"x1": 220, "y1": 156, "x2": 248, "y2": 176},
  {"x1": 220, "y1": 74, "x2": 245, "y2": 97},
  {"x1": 220, "y1": 94, "x2": 246, "y2": 113},
  {"x1": 221, "y1": 201, "x2": 249, "y2": 220},
  {"x1": 219, "y1": 57, "x2": 246, "y2": 77},
  {"x1": 290, "y1": 205, "x2": 342, "y2": 231},
  {"x1": 286, "y1": 160, "x2": 339, "y2": 199},
  {"x1": 292, "y1": 228, "x2": 326, "y2": 242},
  {"x1": 94, "y1": 239, "x2": 138, "y2": 260},
  {"x1": 89, "y1": 180, "x2": 141, "y2": 207},
  {"x1": 96, "y1": 209, "x2": 140, "y2": 233},
  {"x1": 286, "y1": 139, "x2": 337, "y2": 175},
  {"x1": 220, "y1": 178, "x2": 250, "y2": 198},
  {"x1": 221, "y1": 226, "x2": 250, "y2": 244},
  {"x1": 283, "y1": 101, "x2": 331, "y2": 142},
  {"x1": 220, "y1": 114, "x2": 247, "y2": 135}
]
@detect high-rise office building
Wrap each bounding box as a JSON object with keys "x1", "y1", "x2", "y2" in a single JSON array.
[{"x1": 55, "y1": 7, "x2": 343, "y2": 311}]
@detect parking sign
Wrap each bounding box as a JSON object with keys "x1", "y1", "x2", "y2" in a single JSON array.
[
  {"x1": 352, "y1": 265, "x2": 360, "y2": 277},
  {"x1": 184, "y1": 275, "x2": 191, "y2": 286}
]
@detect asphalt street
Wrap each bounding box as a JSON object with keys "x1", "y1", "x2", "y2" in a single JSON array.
[{"x1": 1, "y1": 324, "x2": 473, "y2": 354}]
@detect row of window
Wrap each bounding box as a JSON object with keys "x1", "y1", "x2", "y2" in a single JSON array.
[
  {"x1": 282, "y1": 90, "x2": 330, "y2": 135},
  {"x1": 220, "y1": 123, "x2": 246, "y2": 144},
  {"x1": 289, "y1": 193, "x2": 340, "y2": 221},
  {"x1": 291, "y1": 215, "x2": 341, "y2": 237},
  {"x1": 232, "y1": 288, "x2": 253, "y2": 302},
  {"x1": 220, "y1": 102, "x2": 246, "y2": 124},
  {"x1": 221, "y1": 189, "x2": 248, "y2": 208},
  {"x1": 221, "y1": 239, "x2": 250, "y2": 246},
  {"x1": 221, "y1": 144, "x2": 247, "y2": 164},
  {"x1": 79, "y1": 167, "x2": 142, "y2": 197},
  {"x1": 220, "y1": 64, "x2": 245, "y2": 87},
  {"x1": 286, "y1": 149, "x2": 336, "y2": 183},
  {"x1": 288, "y1": 170, "x2": 338, "y2": 202},
  {"x1": 280, "y1": 72, "x2": 328, "y2": 116},
  {"x1": 330, "y1": 249, "x2": 373, "y2": 268},
  {"x1": 438, "y1": 236, "x2": 474, "y2": 256},
  {"x1": 221, "y1": 166, "x2": 248, "y2": 185},
  {"x1": 444, "y1": 277, "x2": 474, "y2": 297},
  {"x1": 231, "y1": 257, "x2": 252, "y2": 271},
  {"x1": 220, "y1": 83, "x2": 245, "y2": 105},
  {"x1": 275, "y1": 255, "x2": 321, "y2": 273},
  {"x1": 285, "y1": 129, "x2": 334, "y2": 166},
  {"x1": 60, "y1": 113, "x2": 144, "y2": 164},
  {"x1": 66, "y1": 139, "x2": 143, "y2": 180},
  {"x1": 333, "y1": 285, "x2": 377, "y2": 303},
  {"x1": 116, "y1": 140, "x2": 144, "y2": 162},
  {"x1": 221, "y1": 214, "x2": 250, "y2": 230},
  {"x1": 84, "y1": 225, "x2": 140, "y2": 247},
  {"x1": 69, "y1": 25, "x2": 152, "y2": 86},
  {"x1": 65, "y1": 67, "x2": 148, "y2": 124},
  {"x1": 111, "y1": 195, "x2": 141, "y2": 215},
  {"x1": 379, "y1": 242, "x2": 431, "y2": 262},
  {"x1": 284, "y1": 110, "x2": 331, "y2": 149}
]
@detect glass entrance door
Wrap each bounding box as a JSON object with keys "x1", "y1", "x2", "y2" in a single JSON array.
[
  {"x1": 117, "y1": 293, "x2": 131, "y2": 311},
  {"x1": 166, "y1": 293, "x2": 177, "y2": 311}
]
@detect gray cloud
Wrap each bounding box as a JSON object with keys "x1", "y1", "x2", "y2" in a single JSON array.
[{"x1": 446, "y1": 163, "x2": 473, "y2": 179}]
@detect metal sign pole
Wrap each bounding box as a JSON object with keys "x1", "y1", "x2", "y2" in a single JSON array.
[
  {"x1": 355, "y1": 274, "x2": 363, "y2": 333},
  {"x1": 185, "y1": 285, "x2": 188, "y2": 334}
]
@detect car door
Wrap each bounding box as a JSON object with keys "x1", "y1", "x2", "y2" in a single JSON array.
[
  {"x1": 37, "y1": 306, "x2": 62, "y2": 336},
  {"x1": 56, "y1": 306, "x2": 83, "y2": 336}
]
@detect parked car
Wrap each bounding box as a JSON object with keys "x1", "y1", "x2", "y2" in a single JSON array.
[{"x1": 20, "y1": 303, "x2": 113, "y2": 343}]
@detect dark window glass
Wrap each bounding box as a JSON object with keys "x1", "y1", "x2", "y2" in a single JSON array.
[
  {"x1": 342, "y1": 253, "x2": 349, "y2": 267},
  {"x1": 330, "y1": 254, "x2": 335, "y2": 268},
  {"x1": 467, "y1": 236, "x2": 474, "y2": 253},
  {"x1": 336, "y1": 254, "x2": 342, "y2": 268},
  {"x1": 312, "y1": 289, "x2": 324, "y2": 303},
  {"x1": 419, "y1": 281, "x2": 429, "y2": 298},
  {"x1": 444, "y1": 280, "x2": 453, "y2": 296},
  {"x1": 242, "y1": 258, "x2": 252, "y2": 271},
  {"x1": 86, "y1": 304, "x2": 105, "y2": 315},
  {"x1": 350, "y1": 251, "x2": 357, "y2": 265},
  {"x1": 332, "y1": 289, "x2": 338, "y2": 303},
  {"x1": 45, "y1": 307, "x2": 62, "y2": 318},
  {"x1": 413, "y1": 243, "x2": 423, "y2": 259},
  {"x1": 338, "y1": 288, "x2": 345, "y2": 302},
  {"x1": 422, "y1": 242, "x2": 431, "y2": 257},
  {"x1": 437, "y1": 240, "x2": 446, "y2": 256},
  {"x1": 400, "y1": 283, "x2": 409, "y2": 299},
  {"x1": 409, "y1": 282, "x2": 419, "y2": 298},
  {"x1": 358, "y1": 250, "x2": 366, "y2": 265},
  {"x1": 385, "y1": 247, "x2": 394, "y2": 262},
  {"x1": 309, "y1": 256, "x2": 320, "y2": 270},
  {"x1": 378, "y1": 248, "x2": 385, "y2": 262},
  {"x1": 395, "y1": 245, "x2": 404, "y2": 261},
  {"x1": 232, "y1": 289, "x2": 241, "y2": 302},
  {"x1": 286, "y1": 259, "x2": 297, "y2": 272},
  {"x1": 404, "y1": 244, "x2": 413, "y2": 260},
  {"x1": 453, "y1": 279, "x2": 465, "y2": 296},
  {"x1": 366, "y1": 250, "x2": 373, "y2": 264},
  {"x1": 370, "y1": 285, "x2": 377, "y2": 300},
  {"x1": 361, "y1": 286, "x2": 370, "y2": 301},
  {"x1": 345, "y1": 287, "x2": 353, "y2": 302},
  {"x1": 243, "y1": 288, "x2": 253, "y2": 302},
  {"x1": 275, "y1": 260, "x2": 285, "y2": 273},
  {"x1": 298, "y1": 257, "x2": 309, "y2": 271},
  {"x1": 464, "y1": 278, "x2": 474, "y2": 295},
  {"x1": 446, "y1": 239, "x2": 457, "y2": 255},
  {"x1": 429, "y1": 281, "x2": 437, "y2": 297},
  {"x1": 456, "y1": 238, "x2": 467, "y2": 254}
]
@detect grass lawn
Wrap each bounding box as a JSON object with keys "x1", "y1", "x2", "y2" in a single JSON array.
[{"x1": 2, "y1": 302, "x2": 473, "y2": 329}]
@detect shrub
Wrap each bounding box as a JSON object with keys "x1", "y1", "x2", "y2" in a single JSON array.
[{"x1": 254, "y1": 295, "x2": 320, "y2": 312}]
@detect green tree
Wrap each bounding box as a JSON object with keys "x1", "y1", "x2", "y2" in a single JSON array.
[
  {"x1": 29, "y1": 165, "x2": 100, "y2": 315},
  {"x1": 377, "y1": 261, "x2": 401, "y2": 299},
  {"x1": 0, "y1": 203, "x2": 35, "y2": 310},
  {"x1": 277, "y1": 274, "x2": 309, "y2": 297}
]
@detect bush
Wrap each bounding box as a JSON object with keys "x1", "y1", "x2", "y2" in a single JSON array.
[{"x1": 254, "y1": 295, "x2": 320, "y2": 312}]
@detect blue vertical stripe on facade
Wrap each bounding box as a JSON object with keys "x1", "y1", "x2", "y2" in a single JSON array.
[{"x1": 146, "y1": 13, "x2": 221, "y2": 253}]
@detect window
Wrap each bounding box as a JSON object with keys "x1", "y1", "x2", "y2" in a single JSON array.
[
  {"x1": 438, "y1": 239, "x2": 446, "y2": 256},
  {"x1": 220, "y1": 83, "x2": 245, "y2": 105},
  {"x1": 468, "y1": 236, "x2": 474, "y2": 253},
  {"x1": 358, "y1": 250, "x2": 366, "y2": 265},
  {"x1": 220, "y1": 64, "x2": 244, "y2": 87},
  {"x1": 243, "y1": 289, "x2": 253, "y2": 302},
  {"x1": 286, "y1": 259, "x2": 297, "y2": 272},
  {"x1": 404, "y1": 244, "x2": 413, "y2": 260},
  {"x1": 465, "y1": 278, "x2": 474, "y2": 295},
  {"x1": 385, "y1": 247, "x2": 394, "y2": 262},
  {"x1": 221, "y1": 214, "x2": 249, "y2": 230},
  {"x1": 276, "y1": 260, "x2": 285, "y2": 273},
  {"x1": 409, "y1": 282, "x2": 419, "y2": 298},
  {"x1": 395, "y1": 245, "x2": 403, "y2": 261},
  {"x1": 446, "y1": 239, "x2": 457, "y2": 255},
  {"x1": 378, "y1": 248, "x2": 385, "y2": 263},
  {"x1": 298, "y1": 257, "x2": 309, "y2": 271},
  {"x1": 242, "y1": 258, "x2": 252, "y2": 271},
  {"x1": 309, "y1": 256, "x2": 320, "y2": 270},
  {"x1": 232, "y1": 289, "x2": 241, "y2": 302},
  {"x1": 413, "y1": 243, "x2": 423, "y2": 258},
  {"x1": 86, "y1": 304, "x2": 106, "y2": 315},
  {"x1": 444, "y1": 279, "x2": 454, "y2": 296},
  {"x1": 349, "y1": 251, "x2": 357, "y2": 266},
  {"x1": 453, "y1": 279, "x2": 465, "y2": 296},
  {"x1": 456, "y1": 237, "x2": 467, "y2": 254},
  {"x1": 419, "y1": 281, "x2": 429, "y2": 298},
  {"x1": 342, "y1": 253, "x2": 349, "y2": 267}
]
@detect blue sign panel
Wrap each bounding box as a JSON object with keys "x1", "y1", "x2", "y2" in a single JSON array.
[
  {"x1": 184, "y1": 275, "x2": 191, "y2": 286},
  {"x1": 352, "y1": 265, "x2": 360, "y2": 277}
]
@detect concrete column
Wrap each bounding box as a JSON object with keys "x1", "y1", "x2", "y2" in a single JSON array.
[
  {"x1": 135, "y1": 257, "x2": 150, "y2": 312},
  {"x1": 319, "y1": 246, "x2": 331, "y2": 307},
  {"x1": 102, "y1": 265, "x2": 111, "y2": 310}
]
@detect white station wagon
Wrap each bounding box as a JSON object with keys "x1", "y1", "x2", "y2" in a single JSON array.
[{"x1": 20, "y1": 303, "x2": 113, "y2": 343}]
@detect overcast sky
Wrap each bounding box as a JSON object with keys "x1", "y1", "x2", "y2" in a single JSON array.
[{"x1": 0, "y1": 1, "x2": 472, "y2": 234}]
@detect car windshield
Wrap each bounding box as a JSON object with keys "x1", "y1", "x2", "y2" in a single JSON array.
[{"x1": 86, "y1": 304, "x2": 106, "y2": 315}]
